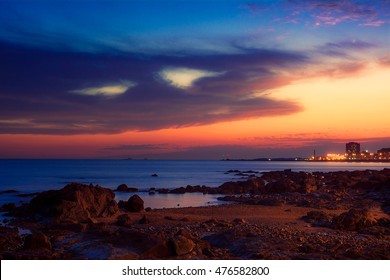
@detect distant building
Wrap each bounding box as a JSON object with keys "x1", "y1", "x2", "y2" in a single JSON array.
[
  {"x1": 377, "y1": 148, "x2": 390, "y2": 160},
  {"x1": 346, "y1": 142, "x2": 360, "y2": 160},
  {"x1": 360, "y1": 150, "x2": 374, "y2": 160}
]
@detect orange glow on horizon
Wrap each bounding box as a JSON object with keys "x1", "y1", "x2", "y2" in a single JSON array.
[{"x1": 1, "y1": 65, "x2": 389, "y2": 159}]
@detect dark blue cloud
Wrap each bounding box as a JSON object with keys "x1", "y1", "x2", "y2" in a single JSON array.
[{"x1": 0, "y1": 41, "x2": 306, "y2": 134}]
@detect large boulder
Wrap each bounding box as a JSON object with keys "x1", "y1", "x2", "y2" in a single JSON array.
[
  {"x1": 332, "y1": 209, "x2": 376, "y2": 231},
  {"x1": 15, "y1": 183, "x2": 119, "y2": 223},
  {"x1": 126, "y1": 195, "x2": 144, "y2": 212}
]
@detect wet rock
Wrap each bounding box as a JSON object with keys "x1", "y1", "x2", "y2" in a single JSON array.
[
  {"x1": 11, "y1": 183, "x2": 119, "y2": 224},
  {"x1": 332, "y1": 209, "x2": 376, "y2": 231},
  {"x1": 126, "y1": 195, "x2": 144, "y2": 212},
  {"x1": 23, "y1": 232, "x2": 52, "y2": 251}
]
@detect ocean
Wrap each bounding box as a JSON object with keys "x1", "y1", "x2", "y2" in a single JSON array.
[{"x1": 1, "y1": 159, "x2": 389, "y2": 209}]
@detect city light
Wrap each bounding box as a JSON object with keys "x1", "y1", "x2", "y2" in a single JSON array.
[{"x1": 310, "y1": 142, "x2": 390, "y2": 161}]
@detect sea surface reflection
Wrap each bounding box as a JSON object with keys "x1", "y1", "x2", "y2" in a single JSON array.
[{"x1": 115, "y1": 192, "x2": 227, "y2": 209}]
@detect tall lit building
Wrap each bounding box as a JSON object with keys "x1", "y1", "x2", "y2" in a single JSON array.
[{"x1": 346, "y1": 142, "x2": 360, "y2": 160}]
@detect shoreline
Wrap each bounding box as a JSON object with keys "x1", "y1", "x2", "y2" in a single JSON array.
[{"x1": 0, "y1": 168, "x2": 389, "y2": 260}]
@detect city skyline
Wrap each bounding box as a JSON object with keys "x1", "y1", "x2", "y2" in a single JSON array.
[{"x1": 0, "y1": 0, "x2": 390, "y2": 159}]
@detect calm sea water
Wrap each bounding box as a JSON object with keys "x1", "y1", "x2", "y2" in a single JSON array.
[{"x1": 0, "y1": 159, "x2": 389, "y2": 208}]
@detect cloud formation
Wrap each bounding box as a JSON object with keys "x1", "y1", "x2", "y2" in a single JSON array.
[
  {"x1": 159, "y1": 67, "x2": 224, "y2": 89},
  {"x1": 70, "y1": 80, "x2": 136, "y2": 97},
  {"x1": 290, "y1": 0, "x2": 390, "y2": 26},
  {"x1": 0, "y1": 41, "x2": 306, "y2": 135}
]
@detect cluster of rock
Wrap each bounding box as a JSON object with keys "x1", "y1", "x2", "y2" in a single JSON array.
[
  {"x1": 10, "y1": 183, "x2": 119, "y2": 224},
  {"x1": 216, "y1": 169, "x2": 390, "y2": 212}
]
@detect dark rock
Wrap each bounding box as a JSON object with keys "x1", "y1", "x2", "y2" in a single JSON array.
[
  {"x1": 117, "y1": 184, "x2": 129, "y2": 192},
  {"x1": 157, "y1": 189, "x2": 169, "y2": 194},
  {"x1": 175, "y1": 228, "x2": 195, "y2": 240},
  {"x1": 377, "y1": 217, "x2": 390, "y2": 228},
  {"x1": 169, "y1": 185, "x2": 215, "y2": 194},
  {"x1": 0, "y1": 203, "x2": 16, "y2": 212},
  {"x1": 359, "y1": 226, "x2": 390, "y2": 237},
  {"x1": 151, "y1": 174, "x2": 158, "y2": 177},
  {"x1": 332, "y1": 209, "x2": 376, "y2": 231},
  {"x1": 116, "y1": 214, "x2": 132, "y2": 226},
  {"x1": 0, "y1": 226, "x2": 22, "y2": 254},
  {"x1": 145, "y1": 207, "x2": 152, "y2": 212},
  {"x1": 0, "y1": 190, "x2": 18, "y2": 195},
  {"x1": 266, "y1": 178, "x2": 297, "y2": 193},
  {"x1": 233, "y1": 218, "x2": 246, "y2": 225},
  {"x1": 126, "y1": 195, "x2": 144, "y2": 212},
  {"x1": 116, "y1": 184, "x2": 138, "y2": 192},
  {"x1": 302, "y1": 211, "x2": 332, "y2": 227},
  {"x1": 142, "y1": 240, "x2": 175, "y2": 258},
  {"x1": 139, "y1": 215, "x2": 150, "y2": 224},
  {"x1": 10, "y1": 183, "x2": 119, "y2": 224},
  {"x1": 117, "y1": 200, "x2": 126, "y2": 209},
  {"x1": 217, "y1": 178, "x2": 265, "y2": 194},
  {"x1": 170, "y1": 187, "x2": 186, "y2": 194},
  {"x1": 172, "y1": 235, "x2": 195, "y2": 256},
  {"x1": 23, "y1": 232, "x2": 52, "y2": 251}
]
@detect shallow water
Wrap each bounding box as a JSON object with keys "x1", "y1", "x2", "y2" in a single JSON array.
[{"x1": 0, "y1": 159, "x2": 388, "y2": 208}]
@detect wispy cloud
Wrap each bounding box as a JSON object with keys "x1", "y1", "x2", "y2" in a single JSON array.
[
  {"x1": 159, "y1": 67, "x2": 224, "y2": 89},
  {"x1": 318, "y1": 39, "x2": 377, "y2": 58},
  {"x1": 290, "y1": 0, "x2": 389, "y2": 27},
  {"x1": 70, "y1": 80, "x2": 136, "y2": 97}
]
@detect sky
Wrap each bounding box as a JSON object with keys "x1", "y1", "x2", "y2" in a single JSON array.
[{"x1": 0, "y1": 0, "x2": 389, "y2": 159}]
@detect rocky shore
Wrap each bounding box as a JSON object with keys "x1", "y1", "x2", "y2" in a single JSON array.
[{"x1": 1, "y1": 169, "x2": 390, "y2": 259}]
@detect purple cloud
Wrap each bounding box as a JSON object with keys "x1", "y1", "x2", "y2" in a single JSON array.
[{"x1": 289, "y1": 0, "x2": 389, "y2": 26}]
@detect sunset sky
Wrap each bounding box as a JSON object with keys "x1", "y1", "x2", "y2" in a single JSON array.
[{"x1": 0, "y1": 0, "x2": 389, "y2": 159}]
